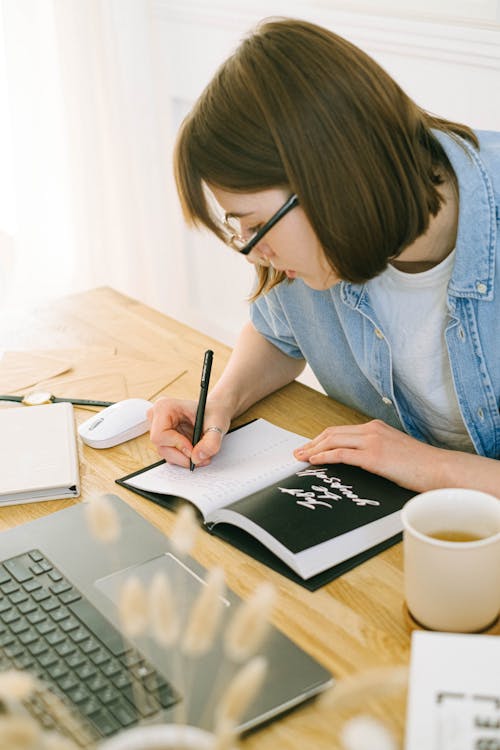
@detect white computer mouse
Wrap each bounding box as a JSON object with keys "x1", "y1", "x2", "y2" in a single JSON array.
[{"x1": 78, "y1": 398, "x2": 153, "y2": 449}]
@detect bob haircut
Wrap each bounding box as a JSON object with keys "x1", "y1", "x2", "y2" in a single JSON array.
[{"x1": 174, "y1": 17, "x2": 477, "y2": 298}]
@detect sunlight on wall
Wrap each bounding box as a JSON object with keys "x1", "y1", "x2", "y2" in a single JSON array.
[{"x1": 312, "y1": 0, "x2": 500, "y2": 23}]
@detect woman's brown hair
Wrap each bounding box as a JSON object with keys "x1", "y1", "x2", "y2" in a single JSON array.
[{"x1": 174, "y1": 17, "x2": 478, "y2": 297}]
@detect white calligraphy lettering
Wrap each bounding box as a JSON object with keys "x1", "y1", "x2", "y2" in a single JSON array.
[{"x1": 293, "y1": 468, "x2": 380, "y2": 508}]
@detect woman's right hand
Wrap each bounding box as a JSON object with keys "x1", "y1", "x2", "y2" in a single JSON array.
[{"x1": 147, "y1": 397, "x2": 231, "y2": 469}]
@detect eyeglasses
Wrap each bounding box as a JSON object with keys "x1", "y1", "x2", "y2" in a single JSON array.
[{"x1": 222, "y1": 193, "x2": 299, "y2": 255}]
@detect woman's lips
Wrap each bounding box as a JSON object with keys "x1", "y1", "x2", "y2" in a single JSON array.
[{"x1": 285, "y1": 270, "x2": 297, "y2": 279}]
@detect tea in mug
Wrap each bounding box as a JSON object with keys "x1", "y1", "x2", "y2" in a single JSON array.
[{"x1": 428, "y1": 529, "x2": 488, "y2": 543}]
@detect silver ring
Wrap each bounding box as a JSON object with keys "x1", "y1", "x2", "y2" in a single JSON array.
[{"x1": 204, "y1": 426, "x2": 224, "y2": 436}]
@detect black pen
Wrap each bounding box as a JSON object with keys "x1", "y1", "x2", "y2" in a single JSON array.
[{"x1": 190, "y1": 349, "x2": 214, "y2": 471}]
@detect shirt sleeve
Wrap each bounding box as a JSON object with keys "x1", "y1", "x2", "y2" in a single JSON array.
[{"x1": 250, "y1": 289, "x2": 304, "y2": 360}]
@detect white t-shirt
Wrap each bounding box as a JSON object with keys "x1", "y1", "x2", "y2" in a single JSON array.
[{"x1": 366, "y1": 251, "x2": 475, "y2": 452}]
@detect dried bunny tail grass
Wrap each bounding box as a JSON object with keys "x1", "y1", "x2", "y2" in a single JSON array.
[
  {"x1": 182, "y1": 567, "x2": 226, "y2": 656},
  {"x1": 34, "y1": 688, "x2": 95, "y2": 749},
  {"x1": 340, "y1": 714, "x2": 398, "y2": 750},
  {"x1": 0, "y1": 715, "x2": 40, "y2": 750},
  {"x1": 148, "y1": 570, "x2": 180, "y2": 647},
  {"x1": 118, "y1": 576, "x2": 149, "y2": 637},
  {"x1": 170, "y1": 504, "x2": 199, "y2": 555},
  {"x1": 320, "y1": 666, "x2": 409, "y2": 709},
  {"x1": 0, "y1": 669, "x2": 36, "y2": 702},
  {"x1": 84, "y1": 494, "x2": 120, "y2": 543},
  {"x1": 224, "y1": 582, "x2": 276, "y2": 662},
  {"x1": 216, "y1": 656, "x2": 267, "y2": 728},
  {"x1": 42, "y1": 735, "x2": 82, "y2": 750},
  {"x1": 212, "y1": 718, "x2": 239, "y2": 750}
]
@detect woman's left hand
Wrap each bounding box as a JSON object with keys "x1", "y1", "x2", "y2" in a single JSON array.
[{"x1": 293, "y1": 419, "x2": 445, "y2": 493}]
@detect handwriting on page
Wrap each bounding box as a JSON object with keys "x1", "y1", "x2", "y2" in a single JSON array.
[{"x1": 278, "y1": 467, "x2": 380, "y2": 510}]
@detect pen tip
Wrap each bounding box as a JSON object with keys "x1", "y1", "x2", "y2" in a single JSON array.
[{"x1": 189, "y1": 462, "x2": 195, "y2": 472}]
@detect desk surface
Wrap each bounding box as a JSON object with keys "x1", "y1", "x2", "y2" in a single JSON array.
[{"x1": 0, "y1": 287, "x2": 435, "y2": 747}]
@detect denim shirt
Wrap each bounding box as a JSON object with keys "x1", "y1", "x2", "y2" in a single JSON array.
[{"x1": 250, "y1": 130, "x2": 500, "y2": 458}]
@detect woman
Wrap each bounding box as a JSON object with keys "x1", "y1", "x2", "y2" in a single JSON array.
[{"x1": 149, "y1": 17, "x2": 500, "y2": 495}]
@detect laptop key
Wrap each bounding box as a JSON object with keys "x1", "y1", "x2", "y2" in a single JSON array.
[
  {"x1": 18, "y1": 627, "x2": 38, "y2": 646},
  {"x1": 10, "y1": 617, "x2": 30, "y2": 635},
  {"x1": 80, "y1": 696, "x2": 102, "y2": 718},
  {"x1": 69, "y1": 599, "x2": 129, "y2": 656},
  {"x1": 0, "y1": 631, "x2": 15, "y2": 647},
  {"x1": 36, "y1": 619, "x2": 57, "y2": 636},
  {"x1": 59, "y1": 589, "x2": 82, "y2": 605},
  {"x1": 51, "y1": 606, "x2": 70, "y2": 622},
  {"x1": 89, "y1": 708, "x2": 120, "y2": 736},
  {"x1": 68, "y1": 683, "x2": 91, "y2": 705},
  {"x1": 29, "y1": 563, "x2": 45, "y2": 576},
  {"x1": 108, "y1": 697, "x2": 138, "y2": 727},
  {"x1": 0, "y1": 581, "x2": 19, "y2": 595},
  {"x1": 88, "y1": 673, "x2": 109, "y2": 693},
  {"x1": 38, "y1": 649, "x2": 59, "y2": 669},
  {"x1": 13, "y1": 652, "x2": 35, "y2": 670},
  {"x1": 0, "y1": 566, "x2": 11, "y2": 585},
  {"x1": 50, "y1": 581, "x2": 72, "y2": 596},
  {"x1": 3, "y1": 556, "x2": 34, "y2": 583},
  {"x1": 9, "y1": 589, "x2": 28, "y2": 605},
  {"x1": 1, "y1": 608, "x2": 20, "y2": 624},
  {"x1": 76, "y1": 662, "x2": 97, "y2": 681},
  {"x1": 64, "y1": 651, "x2": 86, "y2": 671},
  {"x1": 48, "y1": 660, "x2": 68, "y2": 680},
  {"x1": 46, "y1": 629, "x2": 66, "y2": 647},
  {"x1": 4, "y1": 641, "x2": 25, "y2": 659},
  {"x1": 101, "y1": 659, "x2": 121, "y2": 678},
  {"x1": 32, "y1": 588, "x2": 51, "y2": 603},
  {"x1": 18, "y1": 599, "x2": 38, "y2": 615},
  {"x1": 97, "y1": 685, "x2": 118, "y2": 706},
  {"x1": 23, "y1": 578, "x2": 42, "y2": 592}
]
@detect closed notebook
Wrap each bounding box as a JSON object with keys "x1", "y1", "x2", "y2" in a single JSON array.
[{"x1": 0, "y1": 402, "x2": 80, "y2": 505}]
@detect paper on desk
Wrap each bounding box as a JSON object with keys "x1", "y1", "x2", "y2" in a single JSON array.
[
  {"x1": 405, "y1": 631, "x2": 500, "y2": 750},
  {"x1": 34, "y1": 355, "x2": 187, "y2": 404},
  {"x1": 0, "y1": 351, "x2": 71, "y2": 392}
]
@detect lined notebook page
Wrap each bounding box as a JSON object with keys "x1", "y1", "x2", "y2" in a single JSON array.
[{"x1": 125, "y1": 419, "x2": 309, "y2": 518}]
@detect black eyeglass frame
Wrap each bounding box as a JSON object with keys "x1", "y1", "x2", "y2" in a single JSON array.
[{"x1": 224, "y1": 193, "x2": 299, "y2": 256}]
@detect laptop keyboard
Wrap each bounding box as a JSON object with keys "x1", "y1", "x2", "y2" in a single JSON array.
[{"x1": 0, "y1": 549, "x2": 180, "y2": 747}]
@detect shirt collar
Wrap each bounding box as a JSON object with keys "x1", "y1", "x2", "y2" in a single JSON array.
[
  {"x1": 436, "y1": 130, "x2": 496, "y2": 300},
  {"x1": 341, "y1": 129, "x2": 497, "y2": 307}
]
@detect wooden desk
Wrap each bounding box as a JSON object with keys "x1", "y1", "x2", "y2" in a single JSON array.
[{"x1": 1, "y1": 287, "x2": 416, "y2": 748}]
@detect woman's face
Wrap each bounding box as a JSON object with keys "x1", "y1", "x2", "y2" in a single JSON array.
[{"x1": 210, "y1": 186, "x2": 339, "y2": 291}]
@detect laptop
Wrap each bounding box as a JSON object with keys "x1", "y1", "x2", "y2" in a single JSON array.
[{"x1": 0, "y1": 495, "x2": 332, "y2": 746}]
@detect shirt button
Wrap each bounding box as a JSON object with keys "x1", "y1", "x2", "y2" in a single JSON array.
[
  {"x1": 374, "y1": 328, "x2": 384, "y2": 339},
  {"x1": 476, "y1": 282, "x2": 487, "y2": 294},
  {"x1": 382, "y1": 396, "x2": 392, "y2": 405}
]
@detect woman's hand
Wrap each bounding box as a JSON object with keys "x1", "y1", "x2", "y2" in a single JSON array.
[
  {"x1": 147, "y1": 397, "x2": 231, "y2": 469},
  {"x1": 293, "y1": 419, "x2": 445, "y2": 493}
]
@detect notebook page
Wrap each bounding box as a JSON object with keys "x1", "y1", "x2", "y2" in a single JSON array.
[{"x1": 125, "y1": 419, "x2": 309, "y2": 518}]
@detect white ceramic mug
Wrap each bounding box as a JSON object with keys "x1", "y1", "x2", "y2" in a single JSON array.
[
  {"x1": 98, "y1": 724, "x2": 220, "y2": 750},
  {"x1": 401, "y1": 488, "x2": 500, "y2": 632}
]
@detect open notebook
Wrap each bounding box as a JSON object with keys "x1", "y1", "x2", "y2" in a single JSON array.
[{"x1": 118, "y1": 420, "x2": 414, "y2": 590}]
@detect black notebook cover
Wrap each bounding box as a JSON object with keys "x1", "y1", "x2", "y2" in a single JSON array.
[{"x1": 116, "y1": 459, "x2": 414, "y2": 591}]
